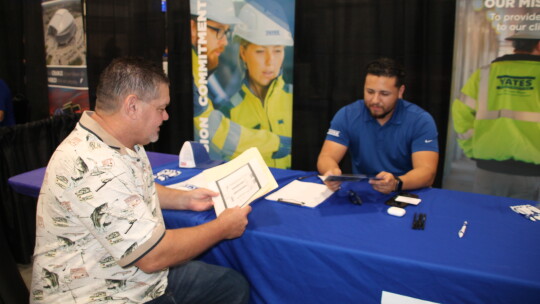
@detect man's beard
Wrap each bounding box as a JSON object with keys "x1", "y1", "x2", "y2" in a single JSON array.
[
  {"x1": 366, "y1": 103, "x2": 394, "y2": 119},
  {"x1": 207, "y1": 48, "x2": 224, "y2": 72}
]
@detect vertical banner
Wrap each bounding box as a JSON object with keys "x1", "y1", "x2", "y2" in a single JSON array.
[
  {"x1": 42, "y1": 0, "x2": 89, "y2": 115},
  {"x1": 444, "y1": 0, "x2": 539, "y2": 186},
  {"x1": 190, "y1": 0, "x2": 295, "y2": 169}
]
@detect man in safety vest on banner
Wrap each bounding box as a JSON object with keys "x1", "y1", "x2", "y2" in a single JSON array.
[{"x1": 452, "y1": 20, "x2": 540, "y2": 201}]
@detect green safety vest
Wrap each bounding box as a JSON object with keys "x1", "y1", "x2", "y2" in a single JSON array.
[{"x1": 452, "y1": 54, "x2": 540, "y2": 167}]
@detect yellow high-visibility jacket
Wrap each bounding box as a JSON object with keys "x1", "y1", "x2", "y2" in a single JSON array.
[
  {"x1": 192, "y1": 49, "x2": 291, "y2": 168},
  {"x1": 452, "y1": 54, "x2": 540, "y2": 173},
  {"x1": 218, "y1": 75, "x2": 293, "y2": 169}
]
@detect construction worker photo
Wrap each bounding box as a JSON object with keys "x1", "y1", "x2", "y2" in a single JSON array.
[
  {"x1": 190, "y1": 0, "x2": 295, "y2": 169},
  {"x1": 451, "y1": 20, "x2": 540, "y2": 201},
  {"x1": 213, "y1": 0, "x2": 294, "y2": 169}
]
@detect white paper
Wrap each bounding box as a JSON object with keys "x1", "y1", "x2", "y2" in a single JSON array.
[
  {"x1": 213, "y1": 160, "x2": 262, "y2": 209},
  {"x1": 167, "y1": 148, "x2": 278, "y2": 215},
  {"x1": 395, "y1": 195, "x2": 422, "y2": 205},
  {"x1": 168, "y1": 148, "x2": 277, "y2": 216},
  {"x1": 203, "y1": 147, "x2": 278, "y2": 216},
  {"x1": 510, "y1": 204, "x2": 540, "y2": 221},
  {"x1": 266, "y1": 180, "x2": 334, "y2": 208},
  {"x1": 381, "y1": 291, "x2": 439, "y2": 304}
]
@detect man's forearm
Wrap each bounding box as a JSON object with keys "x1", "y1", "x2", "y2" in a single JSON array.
[
  {"x1": 136, "y1": 220, "x2": 226, "y2": 273},
  {"x1": 156, "y1": 183, "x2": 183, "y2": 209},
  {"x1": 403, "y1": 151, "x2": 439, "y2": 190},
  {"x1": 317, "y1": 156, "x2": 340, "y2": 175},
  {"x1": 400, "y1": 167, "x2": 436, "y2": 191}
]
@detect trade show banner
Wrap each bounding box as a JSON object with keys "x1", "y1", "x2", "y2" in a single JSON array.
[
  {"x1": 190, "y1": 0, "x2": 295, "y2": 169},
  {"x1": 42, "y1": 0, "x2": 89, "y2": 115},
  {"x1": 443, "y1": 0, "x2": 539, "y2": 182}
]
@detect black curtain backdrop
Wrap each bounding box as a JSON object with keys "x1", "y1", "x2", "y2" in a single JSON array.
[
  {"x1": 0, "y1": 114, "x2": 80, "y2": 262},
  {"x1": 86, "y1": 0, "x2": 167, "y2": 108},
  {"x1": 0, "y1": 114, "x2": 79, "y2": 303},
  {"x1": 0, "y1": 0, "x2": 455, "y2": 265},
  {"x1": 162, "y1": 0, "x2": 455, "y2": 186}
]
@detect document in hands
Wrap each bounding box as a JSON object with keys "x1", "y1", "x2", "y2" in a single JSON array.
[
  {"x1": 168, "y1": 147, "x2": 277, "y2": 216},
  {"x1": 266, "y1": 180, "x2": 334, "y2": 208},
  {"x1": 203, "y1": 147, "x2": 277, "y2": 215}
]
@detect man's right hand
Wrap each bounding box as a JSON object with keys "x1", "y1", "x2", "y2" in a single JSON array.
[
  {"x1": 136, "y1": 203, "x2": 251, "y2": 273},
  {"x1": 216, "y1": 206, "x2": 252, "y2": 239},
  {"x1": 323, "y1": 168, "x2": 342, "y2": 191}
]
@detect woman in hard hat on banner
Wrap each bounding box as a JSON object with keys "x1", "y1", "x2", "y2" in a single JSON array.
[{"x1": 216, "y1": 0, "x2": 294, "y2": 169}]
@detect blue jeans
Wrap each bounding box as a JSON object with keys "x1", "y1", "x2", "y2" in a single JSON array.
[{"x1": 146, "y1": 260, "x2": 249, "y2": 304}]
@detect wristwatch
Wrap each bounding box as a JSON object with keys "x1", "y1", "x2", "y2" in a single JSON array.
[{"x1": 394, "y1": 175, "x2": 403, "y2": 193}]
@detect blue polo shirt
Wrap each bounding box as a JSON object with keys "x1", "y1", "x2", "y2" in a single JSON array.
[{"x1": 325, "y1": 99, "x2": 438, "y2": 175}]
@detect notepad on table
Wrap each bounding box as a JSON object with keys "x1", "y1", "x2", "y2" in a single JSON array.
[{"x1": 266, "y1": 180, "x2": 334, "y2": 208}]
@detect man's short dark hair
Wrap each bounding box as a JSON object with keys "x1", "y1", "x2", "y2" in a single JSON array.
[
  {"x1": 365, "y1": 57, "x2": 406, "y2": 88},
  {"x1": 96, "y1": 56, "x2": 169, "y2": 113},
  {"x1": 512, "y1": 39, "x2": 540, "y2": 53}
]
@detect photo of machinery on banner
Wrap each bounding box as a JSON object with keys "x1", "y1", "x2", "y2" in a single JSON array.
[
  {"x1": 41, "y1": 0, "x2": 89, "y2": 116},
  {"x1": 444, "y1": 0, "x2": 539, "y2": 201},
  {"x1": 190, "y1": 0, "x2": 295, "y2": 169}
]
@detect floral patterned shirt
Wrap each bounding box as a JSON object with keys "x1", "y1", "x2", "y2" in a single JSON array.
[{"x1": 31, "y1": 111, "x2": 167, "y2": 303}]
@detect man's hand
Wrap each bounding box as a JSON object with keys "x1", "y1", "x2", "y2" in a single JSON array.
[
  {"x1": 323, "y1": 168, "x2": 342, "y2": 191},
  {"x1": 215, "y1": 205, "x2": 252, "y2": 239},
  {"x1": 157, "y1": 183, "x2": 218, "y2": 211},
  {"x1": 182, "y1": 188, "x2": 219, "y2": 211},
  {"x1": 317, "y1": 140, "x2": 348, "y2": 191},
  {"x1": 135, "y1": 203, "x2": 251, "y2": 272},
  {"x1": 368, "y1": 171, "x2": 398, "y2": 194}
]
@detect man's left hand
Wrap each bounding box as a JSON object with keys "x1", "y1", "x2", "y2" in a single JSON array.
[{"x1": 368, "y1": 171, "x2": 397, "y2": 194}]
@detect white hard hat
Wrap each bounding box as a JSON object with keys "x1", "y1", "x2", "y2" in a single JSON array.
[
  {"x1": 48, "y1": 9, "x2": 74, "y2": 34},
  {"x1": 190, "y1": 0, "x2": 240, "y2": 25},
  {"x1": 505, "y1": 20, "x2": 540, "y2": 40},
  {"x1": 233, "y1": 1, "x2": 294, "y2": 46}
]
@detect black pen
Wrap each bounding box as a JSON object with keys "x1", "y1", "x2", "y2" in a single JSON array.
[
  {"x1": 277, "y1": 198, "x2": 305, "y2": 206},
  {"x1": 412, "y1": 213, "x2": 419, "y2": 229},
  {"x1": 297, "y1": 174, "x2": 318, "y2": 180}
]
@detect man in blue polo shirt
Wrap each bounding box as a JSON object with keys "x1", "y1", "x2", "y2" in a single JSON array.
[{"x1": 317, "y1": 57, "x2": 439, "y2": 194}]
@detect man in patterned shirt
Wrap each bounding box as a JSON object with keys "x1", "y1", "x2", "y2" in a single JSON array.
[{"x1": 31, "y1": 57, "x2": 251, "y2": 304}]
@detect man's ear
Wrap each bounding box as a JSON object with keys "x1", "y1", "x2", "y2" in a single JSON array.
[
  {"x1": 124, "y1": 94, "x2": 139, "y2": 119},
  {"x1": 534, "y1": 41, "x2": 540, "y2": 55},
  {"x1": 398, "y1": 85, "x2": 405, "y2": 99}
]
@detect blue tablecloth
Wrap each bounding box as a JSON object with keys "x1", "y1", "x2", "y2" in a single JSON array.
[
  {"x1": 154, "y1": 161, "x2": 540, "y2": 304},
  {"x1": 9, "y1": 154, "x2": 540, "y2": 303}
]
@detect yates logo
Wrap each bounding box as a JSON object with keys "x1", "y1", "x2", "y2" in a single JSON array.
[{"x1": 496, "y1": 75, "x2": 535, "y2": 90}]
